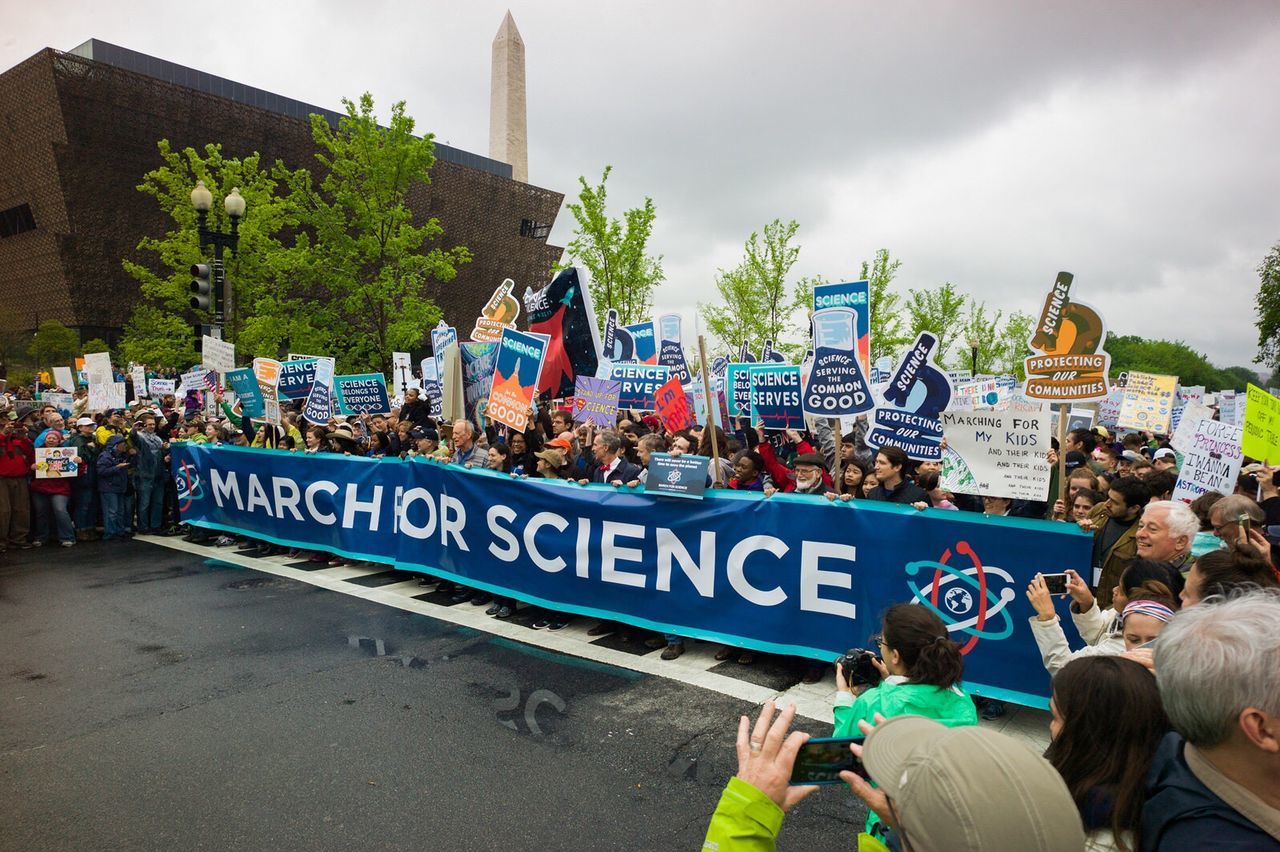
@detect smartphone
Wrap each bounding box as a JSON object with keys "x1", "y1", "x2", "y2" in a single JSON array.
[
  {"x1": 1238, "y1": 513, "x2": 1252, "y2": 535},
  {"x1": 1042, "y1": 573, "x2": 1069, "y2": 596},
  {"x1": 789, "y1": 736, "x2": 867, "y2": 785}
]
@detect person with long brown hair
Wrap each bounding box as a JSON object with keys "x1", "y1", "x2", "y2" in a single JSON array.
[{"x1": 1046, "y1": 656, "x2": 1169, "y2": 852}]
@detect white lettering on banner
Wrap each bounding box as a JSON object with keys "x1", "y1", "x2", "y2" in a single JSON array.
[
  {"x1": 487, "y1": 505, "x2": 518, "y2": 559},
  {"x1": 343, "y1": 484, "x2": 383, "y2": 532},
  {"x1": 800, "y1": 542, "x2": 859, "y2": 619},
  {"x1": 525, "y1": 512, "x2": 569, "y2": 573},
  {"x1": 305, "y1": 481, "x2": 338, "y2": 525},
  {"x1": 727, "y1": 535, "x2": 789, "y2": 606},
  {"x1": 441, "y1": 495, "x2": 469, "y2": 551},
  {"x1": 601, "y1": 521, "x2": 647, "y2": 588},
  {"x1": 274, "y1": 478, "x2": 303, "y2": 522},
  {"x1": 655, "y1": 529, "x2": 717, "y2": 598},
  {"x1": 398, "y1": 488, "x2": 438, "y2": 539}
]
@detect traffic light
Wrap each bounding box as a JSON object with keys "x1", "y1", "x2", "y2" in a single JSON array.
[{"x1": 190, "y1": 263, "x2": 213, "y2": 311}]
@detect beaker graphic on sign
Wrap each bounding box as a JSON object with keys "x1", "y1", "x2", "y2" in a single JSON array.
[
  {"x1": 658, "y1": 314, "x2": 682, "y2": 344},
  {"x1": 812, "y1": 308, "x2": 856, "y2": 351}
]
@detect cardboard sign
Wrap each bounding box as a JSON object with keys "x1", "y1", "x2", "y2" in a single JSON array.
[
  {"x1": 812, "y1": 280, "x2": 871, "y2": 376},
  {"x1": 953, "y1": 378, "x2": 1010, "y2": 410},
  {"x1": 53, "y1": 366, "x2": 75, "y2": 391},
  {"x1": 656, "y1": 314, "x2": 692, "y2": 384},
  {"x1": 202, "y1": 336, "x2": 236, "y2": 375},
  {"x1": 644, "y1": 453, "x2": 710, "y2": 500},
  {"x1": 486, "y1": 328, "x2": 548, "y2": 432},
  {"x1": 86, "y1": 382, "x2": 126, "y2": 412},
  {"x1": 226, "y1": 368, "x2": 265, "y2": 419},
  {"x1": 867, "y1": 332, "x2": 954, "y2": 461},
  {"x1": 573, "y1": 376, "x2": 621, "y2": 429},
  {"x1": 939, "y1": 410, "x2": 1052, "y2": 501},
  {"x1": 335, "y1": 373, "x2": 391, "y2": 416},
  {"x1": 84, "y1": 352, "x2": 113, "y2": 385},
  {"x1": 610, "y1": 363, "x2": 669, "y2": 411},
  {"x1": 303, "y1": 358, "x2": 335, "y2": 425},
  {"x1": 726, "y1": 363, "x2": 753, "y2": 417},
  {"x1": 35, "y1": 447, "x2": 79, "y2": 478},
  {"x1": 1180, "y1": 385, "x2": 1206, "y2": 406},
  {"x1": 471, "y1": 278, "x2": 521, "y2": 342},
  {"x1": 1170, "y1": 401, "x2": 1214, "y2": 455},
  {"x1": 1242, "y1": 384, "x2": 1280, "y2": 464},
  {"x1": 130, "y1": 366, "x2": 148, "y2": 400},
  {"x1": 802, "y1": 307, "x2": 873, "y2": 418},
  {"x1": 42, "y1": 392, "x2": 74, "y2": 417},
  {"x1": 179, "y1": 367, "x2": 208, "y2": 393},
  {"x1": 654, "y1": 375, "x2": 696, "y2": 432},
  {"x1": 148, "y1": 378, "x2": 176, "y2": 398},
  {"x1": 274, "y1": 358, "x2": 318, "y2": 401},
  {"x1": 1173, "y1": 420, "x2": 1244, "y2": 503},
  {"x1": 624, "y1": 321, "x2": 659, "y2": 365},
  {"x1": 1096, "y1": 388, "x2": 1124, "y2": 427},
  {"x1": 1116, "y1": 372, "x2": 1178, "y2": 433},
  {"x1": 1023, "y1": 271, "x2": 1111, "y2": 402},
  {"x1": 749, "y1": 365, "x2": 804, "y2": 431}
]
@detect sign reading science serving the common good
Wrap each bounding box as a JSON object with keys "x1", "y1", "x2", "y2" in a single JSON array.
[
  {"x1": 812, "y1": 280, "x2": 871, "y2": 376},
  {"x1": 802, "y1": 307, "x2": 873, "y2": 418},
  {"x1": 939, "y1": 410, "x2": 1052, "y2": 502},
  {"x1": 1023, "y1": 271, "x2": 1111, "y2": 402}
]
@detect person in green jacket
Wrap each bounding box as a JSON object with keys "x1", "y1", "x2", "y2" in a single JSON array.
[{"x1": 832, "y1": 603, "x2": 978, "y2": 840}]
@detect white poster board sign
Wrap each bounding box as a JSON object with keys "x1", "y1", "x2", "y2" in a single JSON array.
[
  {"x1": 939, "y1": 410, "x2": 1052, "y2": 502},
  {"x1": 1172, "y1": 420, "x2": 1244, "y2": 503}
]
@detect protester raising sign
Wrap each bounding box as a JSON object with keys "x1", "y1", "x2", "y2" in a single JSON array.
[
  {"x1": 335, "y1": 373, "x2": 391, "y2": 416},
  {"x1": 303, "y1": 357, "x2": 335, "y2": 424},
  {"x1": 148, "y1": 378, "x2": 176, "y2": 398},
  {"x1": 525, "y1": 266, "x2": 602, "y2": 400},
  {"x1": 725, "y1": 363, "x2": 753, "y2": 417},
  {"x1": 939, "y1": 410, "x2": 1052, "y2": 501},
  {"x1": 201, "y1": 335, "x2": 236, "y2": 375},
  {"x1": 611, "y1": 363, "x2": 669, "y2": 411},
  {"x1": 812, "y1": 280, "x2": 871, "y2": 376},
  {"x1": 654, "y1": 375, "x2": 696, "y2": 433},
  {"x1": 225, "y1": 368, "x2": 265, "y2": 419},
  {"x1": 35, "y1": 447, "x2": 79, "y2": 478},
  {"x1": 470, "y1": 278, "x2": 521, "y2": 343},
  {"x1": 624, "y1": 321, "x2": 659, "y2": 365},
  {"x1": 1116, "y1": 371, "x2": 1178, "y2": 433},
  {"x1": 656, "y1": 313, "x2": 692, "y2": 384},
  {"x1": 749, "y1": 365, "x2": 804, "y2": 430},
  {"x1": 802, "y1": 307, "x2": 873, "y2": 419},
  {"x1": 487, "y1": 328, "x2": 549, "y2": 432},
  {"x1": 1023, "y1": 271, "x2": 1111, "y2": 402},
  {"x1": 277, "y1": 358, "x2": 320, "y2": 401},
  {"x1": 573, "y1": 376, "x2": 621, "y2": 428},
  {"x1": 1242, "y1": 384, "x2": 1280, "y2": 464},
  {"x1": 1172, "y1": 419, "x2": 1244, "y2": 503},
  {"x1": 867, "y1": 332, "x2": 954, "y2": 461}
]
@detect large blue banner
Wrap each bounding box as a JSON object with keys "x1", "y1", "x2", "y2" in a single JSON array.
[{"x1": 172, "y1": 445, "x2": 1094, "y2": 708}]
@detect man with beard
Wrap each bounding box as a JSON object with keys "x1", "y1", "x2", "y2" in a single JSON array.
[{"x1": 763, "y1": 452, "x2": 828, "y2": 497}]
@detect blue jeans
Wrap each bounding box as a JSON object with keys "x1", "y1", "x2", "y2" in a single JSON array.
[
  {"x1": 33, "y1": 492, "x2": 74, "y2": 544},
  {"x1": 100, "y1": 492, "x2": 128, "y2": 540},
  {"x1": 136, "y1": 477, "x2": 164, "y2": 532},
  {"x1": 72, "y1": 478, "x2": 97, "y2": 531}
]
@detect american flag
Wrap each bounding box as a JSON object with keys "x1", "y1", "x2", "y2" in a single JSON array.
[{"x1": 202, "y1": 371, "x2": 219, "y2": 392}]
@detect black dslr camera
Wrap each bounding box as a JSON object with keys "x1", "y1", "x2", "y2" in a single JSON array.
[{"x1": 835, "y1": 648, "x2": 882, "y2": 688}]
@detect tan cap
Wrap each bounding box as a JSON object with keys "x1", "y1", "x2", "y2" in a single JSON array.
[{"x1": 862, "y1": 715, "x2": 1085, "y2": 851}]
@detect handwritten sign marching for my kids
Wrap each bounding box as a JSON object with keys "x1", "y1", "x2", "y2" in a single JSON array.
[{"x1": 939, "y1": 410, "x2": 1052, "y2": 502}]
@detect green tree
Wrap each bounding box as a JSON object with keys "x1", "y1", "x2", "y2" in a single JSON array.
[
  {"x1": 993, "y1": 311, "x2": 1035, "y2": 379},
  {"x1": 117, "y1": 308, "x2": 197, "y2": 368},
  {"x1": 0, "y1": 304, "x2": 25, "y2": 375},
  {"x1": 905, "y1": 281, "x2": 967, "y2": 364},
  {"x1": 702, "y1": 263, "x2": 760, "y2": 351},
  {"x1": 1255, "y1": 241, "x2": 1280, "y2": 371},
  {"x1": 743, "y1": 219, "x2": 801, "y2": 345},
  {"x1": 862, "y1": 249, "x2": 909, "y2": 361},
  {"x1": 1105, "y1": 333, "x2": 1248, "y2": 390},
  {"x1": 28, "y1": 320, "x2": 78, "y2": 372},
  {"x1": 1220, "y1": 365, "x2": 1263, "y2": 390},
  {"x1": 562, "y1": 165, "x2": 663, "y2": 326},
  {"x1": 82, "y1": 338, "x2": 111, "y2": 357},
  {"x1": 283, "y1": 93, "x2": 470, "y2": 373}
]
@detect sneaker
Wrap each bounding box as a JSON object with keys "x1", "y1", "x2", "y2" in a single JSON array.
[
  {"x1": 547, "y1": 620, "x2": 569, "y2": 631},
  {"x1": 531, "y1": 618, "x2": 551, "y2": 630},
  {"x1": 60, "y1": 541, "x2": 74, "y2": 548},
  {"x1": 644, "y1": 636, "x2": 666, "y2": 650},
  {"x1": 495, "y1": 606, "x2": 513, "y2": 619},
  {"x1": 415, "y1": 576, "x2": 434, "y2": 587},
  {"x1": 469, "y1": 592, "x2": 491, "y2": 606},
  {"x1": 587, "y1": 622, "x2": 614, "y2": 637},
  {"x1": 30, "y1": 541, "x2": 43, "y2": 548},
  {"x1": 981, "y1": 700, "x2": 1007, "y2": 721},
  {"x1": 449, "y1": 588, "x2": 472, "y2": 604},
  {"x1": 737, "y1": 651, "x2": 756, "y2": 665},
  {"x1": 214, "y1": 535, "x2": 236, "y2": 547},
  {"x1": 308, "y1": 553, "x2": 329, "y2": 563},
  {"x1": 661, "y1": 643, "x2": 685, "y2": 661},
  {"x1": 485, "y1": 602, "x2": 502, "y2": 616}
]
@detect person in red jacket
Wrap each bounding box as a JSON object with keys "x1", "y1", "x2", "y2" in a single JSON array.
[
  {"x1": 0, "y1": 410, "x2": 36, "y2": 553},
  {"x1": 30, "y1": 429, "x2": 82, "y2": 547}
]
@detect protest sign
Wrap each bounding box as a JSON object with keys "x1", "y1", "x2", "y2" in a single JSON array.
[
  {"x1": 655, "y1": 375, "x2": 696, "y2": 433},
  {"x1": 1234, "y1": 393, "x2": 1248, "y2": 429},
  {"x1": 525, "y1": 267, "x2": 602, "y2": 399},
  {"x1": 749, "y1": 365, "x2": 804, "y2": 431},
  {"x1": 1173, "y1": 420, "x2": 1244, "y2": 502},
  {"x1": 939, "y1": 410, "x2": 1052, "y2": 501},
  {"x1": 1066, "y1": 409, "x2": 1095, "y2": 433},
  {"x1": 276, "y1": 358, "x2": 319, "y2": 401},
  {"x1": 459, "y1": 342, "x2": 498, "y2": 427},
  {"x1": 470, "y1": 278, "x2": 521, "y2": 342},
  {"x1": 391, "y1": 351, "x2": 413, "y2": 399},
  {"x1": 802, "y1": 307, "x2": 873, "y2": 418},
  {"x1": 226, "y1": 367, "x2": 265, "y2": 419},
  {"x1": 303, "y1": 357, "x2": 335, "y2": 424},
  {"x1": 625, "y1": 321, "x2": 658, "y2": 365},
  {"x1": 130, "y1": 366, "x2": 148, "y2": 400},
  {"x1": 611, "y1": 363, "x2": 669, "y2": 411},
  {"x1": 202, "y1": 336, "x2": 236, "y2": 375},
  {"x1": 1023, "y1": 271, "x2": 1111, "y2": 402},
  {"x1": 867, "y1": 333, "x2": 954, "y2": 460},
  {"x1": 1116, "y1": 372, "x2": 1177, "y2": 433},
  {"x1": 179, "y1": 367, "x2": 208, "y2": 393},
  {"x1": 35, "y1": 447, "x2": 79, "y2": 478},
  {"x1": 1170, "y1": 401, "x2": 1213, "y2": 454},
  {"x1": 148, "y1": 378, "x2": 176, "y2": 398},
  {"x1": 812, "y1": 280, "x2": 871, "y2": 376},
  {"x1": 1242, "y1": 384, "x2": 1280, "y2": 464},
  {"x1": 644, "y1": 453, "x2": 709, "y2": 499},
  {"x1": 335, "y1": 373, "x2": 391, "y2": 416},
  {"x1": 656, "y1": 314, "x2": 692, "y2": 384},
  {"x1": 726, "y1": 363, "x2": 753, "y2": 417},
  {"x1": 252, "y1": 358, "x2": 282, "y2": 423},
  {"x1": 86, "y1": 382, "x2": 126, "y2": 412},
  {"x1": 53, "y1": 366, "x2": 75, "y2": 391},
  {"x1": 760, "y1": 340, "x2": 787, "y2": 364},
  {"x1": 573, "y1": 376, "x2": 621, "y2": 428},
  {"x1": 42, "y1": 392, "x2": 74, "y2": 417},
  {"x1": 84, "y1": 352, "x2": 113, "y2": 385},
  {"x1": 1180, "y1": 385, "x2": 1206, "y2": 406},
  {"x1": 486, "y1": 328, "x2": 548, "y2": 432},
  {"x1": 175, "y1": 443, "x2": 1093, "y2": 708},
  {"x1": 946, "y1": 369, "x2": 973, "y2": 385},
  {"x1": 1218, "y1": 390, "x2": 1238, "y2": 426},
  {"x1": 688, "y1": 379, "x2": 728, "y2": 429},
  {"x1": 432, "y1": 322, "x2": 458, "y2": 381},
  {"x1": 953, "y1": 378, "x2": 1009, "y2": 410},
  {"x1": 1096, "y1": 388, "x2": 1124, "y2": 426},
  {"x1": 601, "y1": 308, "x2": 635, "y2": 364}
]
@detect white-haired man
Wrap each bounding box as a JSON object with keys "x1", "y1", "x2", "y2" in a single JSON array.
[
  {"x1": 1143, "y1": 590, "x2": 1280, "y2": 849},
  {"x1": 1135, "y1": 499, "x2": 1197, "y2": 571}
]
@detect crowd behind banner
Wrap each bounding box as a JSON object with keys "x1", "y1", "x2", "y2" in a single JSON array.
[{"x1": 2, "y1": 265, "x2": 1279, "y2": 850}]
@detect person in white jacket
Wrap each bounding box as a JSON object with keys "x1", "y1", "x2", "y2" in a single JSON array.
[
  {"x1": 1026, "y1": 572, "x2": 1177, "y2": 675},
  {"x1": 1061, "y1": 560, "x2": 1185, "y2": 647}
]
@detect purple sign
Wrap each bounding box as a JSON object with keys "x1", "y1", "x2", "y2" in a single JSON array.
[{"x1": 572, "y1": 376, "x2": 621, "y2": 428}]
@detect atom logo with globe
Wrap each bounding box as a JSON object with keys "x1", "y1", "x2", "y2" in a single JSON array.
[
  {"x1": 174, "y1": 460, "x2": 205, "y2": 513},
  {"x1": 905, "y1": 540, "x2": 1016, "y2": 655}
]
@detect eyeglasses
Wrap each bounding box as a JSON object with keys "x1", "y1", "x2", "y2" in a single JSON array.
[{"x1": 869, "y1": 633, "x2": 886, "y2": 649}]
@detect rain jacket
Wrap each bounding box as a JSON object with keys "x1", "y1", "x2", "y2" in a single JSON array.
[
  {"x1": 701, "y1": 776, "x2": 889, "y2": 852},
  {"x1": 96, "y1": 435, "x2": 132, "y2": 494}
]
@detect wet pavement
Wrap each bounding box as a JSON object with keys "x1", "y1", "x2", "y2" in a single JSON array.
[{"x1": 0, "y1": 540, "x2": 866, "y2": 851}]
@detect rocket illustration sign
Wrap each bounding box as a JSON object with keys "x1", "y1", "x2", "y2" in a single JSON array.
[
  {"x1": 1023, "y1": 271, "x2": 1111, "y2": 402},
  {"x1": 801, "y1": 308, "x2": 873, "y2": 417},
  {"x1": 656, "y1": 314, "x2": 692, "y2": 384},
  {"x1": 486, "y1": 328, "x2": 549, "y2": 433},
  {"x1": 470, "y1": 278, "x2": 521, "y2": 343},
  {"x1": 867, "y1": 332, "x2": 954, "y2": 461}
]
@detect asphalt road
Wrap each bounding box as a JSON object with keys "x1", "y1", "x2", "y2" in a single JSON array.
[{"x1": 0, "y1": 540, "x2": 866, "y2": 851}]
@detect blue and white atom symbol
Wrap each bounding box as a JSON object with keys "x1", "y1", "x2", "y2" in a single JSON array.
[{"x1": 904, "y1": 540, "x2": 1016, "y2": 654}]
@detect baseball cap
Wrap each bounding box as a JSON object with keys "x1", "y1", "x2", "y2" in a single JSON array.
[
  {"x1": 75, "y1": 417, "x2": 95, "y2": 427},
  {"x1": 861, "y1": 715, "x2": 1085, "y2": 851},
  {"x1": 1153, "y1": 448, "x2": 1176, "y2": 461},
  {"x1": 545, "y1": 436, "x2": 573, "y2": 452},
  {"x1": 1121, "y1": 450, "x2": 1144, "y2": 463}
]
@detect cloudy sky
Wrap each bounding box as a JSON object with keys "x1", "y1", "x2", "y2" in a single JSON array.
[{"x1": 6, "y1": 2, "x2": 1279, "y2": 369}]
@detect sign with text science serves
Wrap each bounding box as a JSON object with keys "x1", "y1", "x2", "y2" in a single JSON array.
[
  {"x1": 940, "y1": 410, "x2": 1052, "y2": 502},
  {"x1": 172, "y1": 443, "x2": 1094, "y2": 708},
  {"x1": 749, "y1": 364, "x2": 804, "y2": 431}
]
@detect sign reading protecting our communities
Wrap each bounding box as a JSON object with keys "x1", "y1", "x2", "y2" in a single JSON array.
[
  {"x1": 939, "y1": 410, "x2": 1052, "y2": 502},
  {"x1": 1116, "y1": 371, "x2": 1178, "y2": 433},
  {"x1": 171, "y1": 443, "x2": 1093, "y2": 708},
  {"x1": 572, "y1": 376, "x2": 621, "y2": 429},
  {"x1": 1173, "y1": 419, "x2": 1244, "y2": 503},
  {"x1": 1023, "y1": 271, "x2": 1111, "y2": 402},
  {"x1": 749, "y1": 365, "x2": 804, "y2": 431},
  {"x1": 867, "y1": 332, "x2": 954, "y2": 461},
  {"x1": 812, "y1": 280, "x2": 871, "y2": 376},
  {"x1": 644, "y1": 452, "x2": 709, "y2": 500},
  {"x1": 610, "y1": 363, "x2": 669, "y2": 411},
  {"x1": 1242, "y1": 384, "x2": 1280, "y2": 464},
  {"x1": 470, "y1": 278, "x2": 521, "y2": 343},
  {"x1": 486, "y1": 327, "x2": 548, "y2": 432},
  {"x1": 35, "y1": 447, "x2": 79, "y2": 478},
  {"x1": 335, "y1": 373, "x2": 391, "y2": 416}
]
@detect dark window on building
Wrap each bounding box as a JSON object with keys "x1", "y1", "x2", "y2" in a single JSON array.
[
  {"x1": 520, "y1": 219, "x2": 551, "y2": 239},
  {"x1": 0, "y1": 204, "x2": 36, "y2": 238}
]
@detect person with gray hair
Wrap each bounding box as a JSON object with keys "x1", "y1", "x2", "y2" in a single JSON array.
[
  {"x1": 1142, "y1": 590, "x2": 1280, "y2": 849},
  {"x1": 580, "y1": 429, "x2": 642, "y2": 486},
  {"x1": 1208, "y1": 494, "x2": 1266, "y2": 549},
  {"x1": 1135, "y1": 500, "x2": 1198, "y2": 569}
]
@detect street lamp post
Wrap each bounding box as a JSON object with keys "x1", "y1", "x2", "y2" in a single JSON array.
[
  {"x1": 190, "y1": 180, "x2": 246, "y2": 341},
  {"x1": 967, "y1": 334, "x2": 979, "y2": 376}
]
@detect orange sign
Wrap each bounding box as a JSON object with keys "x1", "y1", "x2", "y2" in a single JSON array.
[{"x1": 1023, "y1": 271, "x2": 1111, "y2": 402}]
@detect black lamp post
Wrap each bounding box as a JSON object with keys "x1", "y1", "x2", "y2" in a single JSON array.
[
  {"x1": 190, "y1": 180, "x2": 246, "y2": 341},
  {"x1": 967, "y1": 334, "x2": 979, "y2": 376}
]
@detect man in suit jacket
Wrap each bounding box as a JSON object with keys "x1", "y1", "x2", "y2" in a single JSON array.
[{"x1": 581, "y1": 429, "x2": 642, "y2": 486}]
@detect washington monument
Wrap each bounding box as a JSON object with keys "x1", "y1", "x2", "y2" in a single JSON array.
[{"x1": 489, "y1": 11, "x2": 528, "y2": 183}]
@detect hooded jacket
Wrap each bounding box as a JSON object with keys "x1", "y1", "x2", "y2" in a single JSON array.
[
  {"x1": 96, "y1": 435, "x2": 132, "y2": 494},
  {"x1": 0, "y1": 427, "x2": 35, "y2": 478}
]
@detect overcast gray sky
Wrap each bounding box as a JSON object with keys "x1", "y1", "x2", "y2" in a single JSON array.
[{"x1": 6, "y1": 2, "x2": 1279, "y2": 369}]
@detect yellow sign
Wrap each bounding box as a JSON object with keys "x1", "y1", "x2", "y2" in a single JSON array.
[
  {"x1": 1116, "y1": 372, "x2": 1177, "y2": 433},
  {"x1": 1242, "y1": 384, "x2": 1280, "y2": 464}
]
